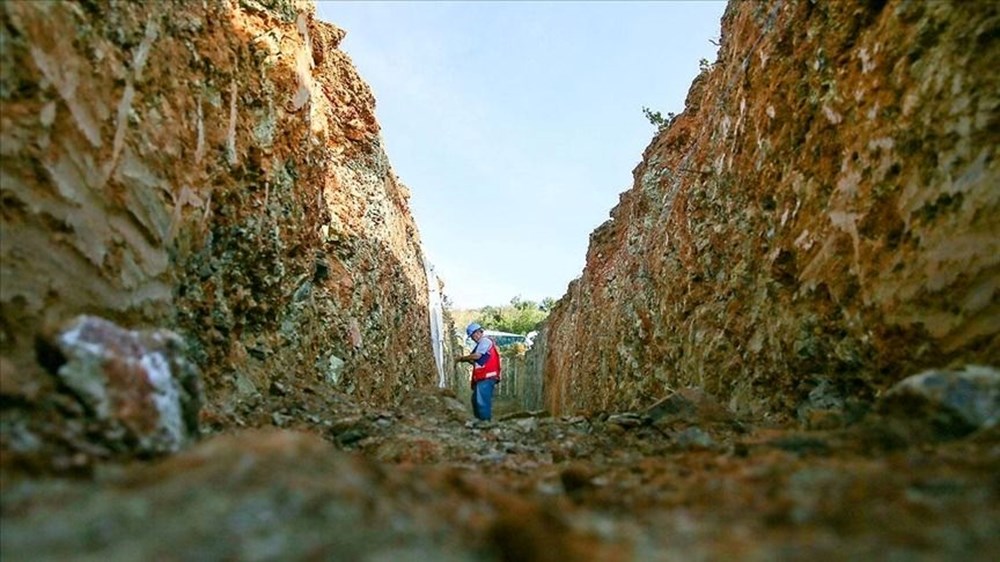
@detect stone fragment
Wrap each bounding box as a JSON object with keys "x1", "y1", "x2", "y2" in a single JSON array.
[
  {"x1": 878, "y1": 365, "x2": 1000, "y2": 438},
  {"x1": 45, "y1": 315, "x2": 203, "y2": 455},
  {"x1": 513, "y1": 417, "x2": 539, "y2": 433},
  {"x1": 336, "y1": 428, "x2": 366, "y2": 446},
  {"x1": 269, "y1": 380, "x2": 288, "y2": 396},
  {"x1": 232, "y1": 372, "x2": 259, "y2": 400},
  {"x1": 497, "y1": 409, "x2": 549, "y2": 421},
  {"x1": 606, "y1": 413, "x2": 644, "y2": 428},
  {"x1": 796, "y1": 377, "x2": 845, "y2": 428},
  {"x1": 645, "y1": 388, "x2": 732, "y2": 428},
  {"x1": 675, "y1": 426, "x2": 715, "y2": 450},
  {"x1": 323, "y1": 354, "x2": 346, "y2": 385},
  {"x1": 767, "y1": 434, "x2": 831, "y2": 456}
]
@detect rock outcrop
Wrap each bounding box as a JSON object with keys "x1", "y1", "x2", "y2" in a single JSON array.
[
  {"x1": 540, "y1": 1, "x2": 999, "y2": 417},
  {"x1": 1, "y1": 0, "x2": 437, "y2": 466}
]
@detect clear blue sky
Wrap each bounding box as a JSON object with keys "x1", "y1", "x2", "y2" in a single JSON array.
[{"x1": 315, "y1": 1, "x2": 726, "y2": 309}]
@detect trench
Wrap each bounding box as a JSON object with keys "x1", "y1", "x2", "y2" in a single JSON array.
[{"x1": 2, "y1": 0, "x2": 999, "y2": 560}]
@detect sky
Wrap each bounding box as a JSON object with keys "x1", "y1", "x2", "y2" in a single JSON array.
[{"x1": 314, "y1": 1, "x2": 727, "y2": 309}]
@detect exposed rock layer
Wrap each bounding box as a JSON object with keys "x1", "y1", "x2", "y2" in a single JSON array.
[
  {"x1": 540, "y1": 1, "x2": 999, "y2": 417},
  {"x1": 1, "y1": 0, "x2": 437, "y2": 463}
]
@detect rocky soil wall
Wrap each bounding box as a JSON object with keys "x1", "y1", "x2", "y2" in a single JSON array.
[
  {"x1": 541, "y1": 1, "x2": 999, "y2": 419},
  {"x1": 0, "y1": 0, "x2": 437, "y2": 466}
]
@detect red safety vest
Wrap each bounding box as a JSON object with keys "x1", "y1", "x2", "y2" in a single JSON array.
[{"x1": 472, "y1": 337, "x2": 501, "y2": 383}]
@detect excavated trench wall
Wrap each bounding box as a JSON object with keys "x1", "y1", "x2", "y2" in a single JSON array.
[
  {"x1": 0, "y1": 0, "x2": 439, "y2": 459},
  {"x1": 540, "y1": 1, "x2": 999, "y2": 418}
]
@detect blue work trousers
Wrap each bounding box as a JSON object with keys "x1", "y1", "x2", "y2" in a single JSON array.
[{"x1": 471, "y1": 378, "x2": 497, "y2": 421}]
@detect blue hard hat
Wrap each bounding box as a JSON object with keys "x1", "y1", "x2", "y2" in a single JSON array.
[{"x1": 466, "y1": 323, "x2": 482, "y2": 337}]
